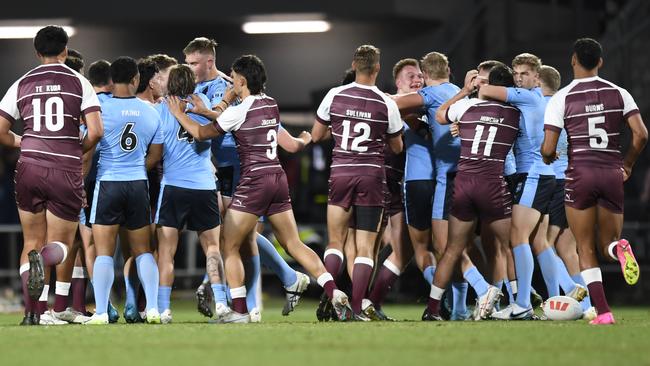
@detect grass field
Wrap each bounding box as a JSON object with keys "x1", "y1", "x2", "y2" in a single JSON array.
[{"x1": 1, "y1": 299, "x2": 649, "y2": 366}]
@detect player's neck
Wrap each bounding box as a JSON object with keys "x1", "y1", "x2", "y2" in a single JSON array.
[
  {"x1": 574, "y1": 66, "x2": 598, "y2": 79},
  {"x1": 206, "y1": 67, "x2": 219, "y2": 81},
  {"x1": 355, "y1": 73, "x2": 376, "y2": 87},
  {"x1": 425, "y1": 78, "x2": 448, "y2": 87},
  {"x1": 112, "y1": 84, "x2": 135, "y2": 98},
  {"x1": 93, "y1": 86, "x2": 111, "y2": 94},
  {"x1": 137, "y1": 90, "x2": 155, "y2": 104},
  {"x1": 40, "y1": 56, "x2": 63, "y2": 65}
]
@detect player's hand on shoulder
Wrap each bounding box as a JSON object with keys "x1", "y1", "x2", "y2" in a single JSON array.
[
  {"x1": 463, "y1": 70, "x2": 479, "y2": 94},
  {"x1": 166, "y1": 96, "x2": 187, "y2": 117},
  {"x1": 188, "y1": 94, "x2": 210, "y2": 115},
  {"x1": 223, "y1": 87, "x2": 237, "y2": 105}
]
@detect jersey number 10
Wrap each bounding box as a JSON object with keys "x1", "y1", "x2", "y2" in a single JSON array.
[{"x1": 31, "y1": 97, "x2": 64, "y2": 132}]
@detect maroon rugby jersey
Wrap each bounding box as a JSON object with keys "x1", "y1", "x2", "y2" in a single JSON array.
[
  {"x1": 0, "y1": 64, "x2": 101, "y2": 172},
  {"x1": 447, "y1": 98, "x2": 520, "y2": 176},
  {"x1": 316, "y1": 82, "x2": 403, "y2": 178},
  {"x1": 544, "y1": 76, "x2": 639, "y2": 169},
  {"x1": 214, "y1": 94, "x2": 283, "y2": 177}
]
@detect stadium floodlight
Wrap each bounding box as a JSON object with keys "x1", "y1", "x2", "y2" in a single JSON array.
[
  {"x1": 242, "y1": 14, "x2": 330, "y2": 34},
  {"x1": 0, "y1": 20, "x2": 75, "y2": 39}
]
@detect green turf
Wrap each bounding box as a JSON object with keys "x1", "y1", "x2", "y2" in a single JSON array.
[{"x1": 1, "y1": 300, "x2": 649, "y2": 366}]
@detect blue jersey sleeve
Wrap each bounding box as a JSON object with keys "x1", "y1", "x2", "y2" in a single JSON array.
[
  {"x1": 209, "y1": 81, "x2": 228, "y2": 108},
  {"x1": 417, "y1": 88, "x2": 437, "y2": 109},
  {"x1": 506, "y1": 87, "x2": 537, "y2": 107}
]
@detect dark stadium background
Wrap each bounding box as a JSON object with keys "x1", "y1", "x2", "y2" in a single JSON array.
[{"x1": 0, "y1": 0, "x2": 647, "y2": 306}]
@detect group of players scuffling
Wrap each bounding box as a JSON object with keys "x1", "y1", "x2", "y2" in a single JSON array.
[{"x1": 0, "y1": 25, "x2": 646, "y2": 326}]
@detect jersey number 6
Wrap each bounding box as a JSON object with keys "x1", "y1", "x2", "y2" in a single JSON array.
[{"x1": 120, "y1": 122, "x2": 138, "y2": 152}]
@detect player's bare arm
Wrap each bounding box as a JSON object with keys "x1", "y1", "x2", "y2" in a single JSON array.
[
  {"x1": 0, "y1": 118, "x2": 21, "y2": 147},
  {"x1": 436, "y1": 70, "x2": 477, "y2": 125},
  {"x1": 311, "y1": 120, "x2": 330, "y2": 142},
  {"x1": 278, "y1": 128, "x2": 311, "y2": 153},
  {"x1": 622, "y1": 113, "x2": 648, "y2": 181},
  {"x1": 146, "y1": 143, "x2": 163, "y2": 171},
  {"x1": 82, "y1": 111, "x2": 104, "y2": 153},
  {"x1": 81, "y1": 146, "x2": 96, "y2": 178},
  {"x1": 167, "y1": 95, "x2": 221, "y2": 141},
  {"x1": 393, "y1": 92, "x2": 424, "y2": 113},
  {"x1": 477, "y1": 84, "x2": 508, "y2": 102},
  {"x1": 541, "y1": 129, "x2": 560, "y2": 164}
]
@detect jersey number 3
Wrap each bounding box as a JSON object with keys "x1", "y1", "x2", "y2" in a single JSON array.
[{"x1": 120, "y1": 122, "x2": 138, "y2": 152}]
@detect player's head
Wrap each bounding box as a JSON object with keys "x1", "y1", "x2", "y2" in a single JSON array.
[
  {"x1": 167, "y1": 64, "x2": 196, "y2": 97},
  {"x1": 341, "y1": 68, "x2": 356, "y2": 85},
  {"x1": 352, "y1": 45, "x2": 380, "y2": 76},
  {"x1": 65, "y1": 48, "x2": 84, "y2": 73},
  {"x1": 511, "y1": 53, "x2": 541, "y2": 89},
  {"x1": 149, "y1": 54, "x2": 178, "y2": 97},
  {"x1": 231, "y1": 55, "x2": 266, "y2": 96},
  {"x1": 183, "y1": 37, "x2": 218, "y2": 83},
  {"x1": 572, "y1": 38, "x2": 603, "y2": 72},
  {"x1": 88, "y1": 60, "x2": 112, "y2": 91},
  {"x1": 475, "y1": 60, "x2": 506, "y2": 91},
  {"x1": 393, "y1": 58, "x2": 423, "y2": 94},
  {"x1": 136, "y1": 58, "x2": 162, "y2": 98},
  {"x1": 538, "y1": 65, "x2": 561, "y2": 95},
  {"x1": 111, "y1": 56, "x2": 140, "y2": 93},
  {"x1": 33, "y1": 25, "x2": 68, "y2": 60},
  {"x1": 420, "y1": 52, "x2": 450, "y2": 84},
  {"x1": 488, "y1": 65, "x2": 515, "y2": 88}
]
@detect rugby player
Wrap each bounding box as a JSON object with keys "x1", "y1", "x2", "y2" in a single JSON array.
[
  {"x1": 541, "y1": 38, "x2": 647, "y2": 324},
  {"x1": 0, "y1": 26, "x2": 103, "y2": 325}
]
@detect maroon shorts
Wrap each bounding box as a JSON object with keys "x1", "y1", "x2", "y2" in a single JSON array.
[
  {"x1": 328, "y1": 175, "x2": 385, "y2": 210},
  {"x1": 451, "y1": 173, "x2": 512, "y2": 223},
  {"x1": 229, "y1": 173, "x2": 292, "y2": 217},
  {"x1": 14, "y1": 160, "x2": 84, "y2": 222},
  {"x1": 564, "y1": 166, "x2": 623, "y2": 214},
  {"x1": 385, "y1": 177, "x2": 403, "y2": 217}
]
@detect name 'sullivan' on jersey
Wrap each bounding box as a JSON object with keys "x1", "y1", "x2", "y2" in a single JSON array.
[{"x1": 346, "y1": 109, "x2": 372, "y2": 119}]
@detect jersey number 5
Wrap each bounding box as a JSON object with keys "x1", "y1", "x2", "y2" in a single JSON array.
[
  {"x1": 587, "y1": 116, "x2": 608, "y2": 149},
  {"x1": 120, "y1": 123, "x2": 138, "y2": 152},
  {"x1": 31, "y1": 97, "x2": 64, "y2": 132}
]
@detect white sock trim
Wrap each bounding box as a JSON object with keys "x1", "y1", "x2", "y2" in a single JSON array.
[
  {"x1": 72, "y1": 266, "x2": 86, "y2": 279},
  {"x1": 230, "y1": 286, "x2": 247, "y2": 299},
  {"x1": 51, "y1": 241, "x2": 68, "y2": 263},
  {"x1": 510, "y1": 280, "x2": 518, "y2": 294},
  {"x1": 19, "y1": 263, "x2": 30, "y2": 275},
  {"x1": 607, "y1": 241, "x2": 618, "y2": 261},
  {"x1": 316, "y1": 272, "x2": 334, "y2": 288},
  {"x1": 354, "y1": 256, "x2": 374, "y2": 267},
  {"x1": 324, "y1": 248, "x2": 344, "y2": 260},
  {"x1": 429, "y1": 285, "x2": 445, "y2": 300},
  {"x1": 383, "y1": 260, "x2": 401, "y2": 276},
  {"x1": 39, "y1": 285, "x2": 50, "y2": 302},
  {"x1": 55, "y1": 281, "x2": 71, "y2": 296},
  {"x1": 581, "y1": 267, "x2": 602, "y2": 285}
]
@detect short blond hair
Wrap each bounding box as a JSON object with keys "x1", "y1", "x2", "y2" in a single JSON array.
[
  {"x1": 392, "y1": 58, "x2": 419, "y2": 80},
  {"x1": 183, "y1": 37, "x2": 218, "y2": 56},
  {"x1": 539, "y1": 65, "x2": 561, "y2": 92},
  {"x1": 353, "y1": 45, "x2": 380, "y2": 75},
  {"x1": 512, "y1": 53, "x2": 542, "y2": 73},
  {"x1": 420, "y1": 52, "x2": 449, "y2": 79}
]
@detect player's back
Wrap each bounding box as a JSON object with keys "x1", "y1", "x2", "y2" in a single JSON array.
[
  {"x1": 547, "y1": 76, "x2": 638, "y2": 169},
  {"x1": 0, "y1": 63, "x2": 99, "y2": 172},
  {"x1": 196, "y1": 77, "x2": 238, "y2": 165},
  {"x1": 419, "y1": 82, "x2": 461, "y2": 167},
  {"x1": 156, "y1": 94, "x2": 215, "y2": 190},
  {"x1": 318, "y1": 82, "x2": 401, "y2": 178},
  {"x1": 227, "y1": 94, "x2": 283, "y2": 177},
  {"x1": 456, "y1": 99, "x2": 521, "y2": 176},
  {"x1": 96, "y1": 96, "x2": 161, "y2": 181}
]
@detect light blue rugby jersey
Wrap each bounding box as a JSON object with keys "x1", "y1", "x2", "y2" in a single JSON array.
[
  {"x1": 418, "y1": 82, "x2": 461, "y2": 172},
  {"x1": 155, "y1": 94, "x2": 216, "y2": 190},
  {"x1": 545, "y1": 95, "x2": 568, "y2": 179},
  {"x1": 81, "y1": 92, "x2": 112, "y2": 181},
  {"x1": 95, "y1": 96, "x2": 163, "y2": 181},
  {"x1": 194, "y1": 77, "x2": 238, "y2": 167},
  {"x1": 506, "y1": 87, "x2": 554, "y2": 176},
  {"x1": 403, "y1": 116, "x2": 434, "y2": 181}
]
